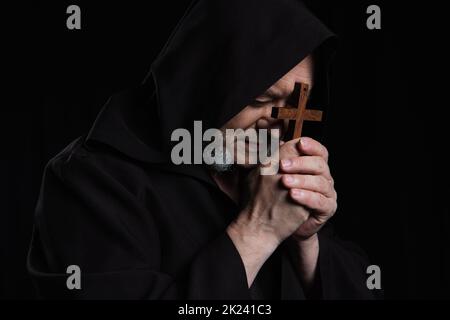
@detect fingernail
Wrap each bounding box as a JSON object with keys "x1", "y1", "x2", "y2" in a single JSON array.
[
  {"x1": 292, "y1": 189, "x2": 302, "y2": 198},
  {"x1": 299, "y1": 138, "x2": 306, "y2": 147},
  {"x1": 285, "y1": 175, "x2": 294, "y2": 183},
  {"x1": 281, "y1": 159, "x2": 292, "y2": 167}
]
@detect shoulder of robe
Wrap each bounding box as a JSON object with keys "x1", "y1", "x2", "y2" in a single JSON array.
[
  {"x1": 44, "y1": 135, "x2": 162, "y2": 201},
  {"x1": 37, "y1": 136, "x2": 163, "y2": 266}
]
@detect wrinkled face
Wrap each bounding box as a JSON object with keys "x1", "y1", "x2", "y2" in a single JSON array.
[{"x1": 215, "y1": 55, "x2": 314, "y2": 170}]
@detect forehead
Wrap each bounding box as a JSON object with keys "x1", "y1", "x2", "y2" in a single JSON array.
[{"x1": 265, "y1": 55, "x2": 314, "y2": 97}]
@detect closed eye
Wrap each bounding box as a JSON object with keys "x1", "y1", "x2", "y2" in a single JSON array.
[
  {"x1": 253, "y1": 93, "x2": 284, "y2": 105},
  {"x1": 253, "y1": 98, "x2": 272, "y2": 105}
]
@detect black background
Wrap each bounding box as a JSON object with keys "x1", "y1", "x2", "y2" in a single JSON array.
[{"x1": 2, "y1": 1, "x2": 448, "y2": 299}]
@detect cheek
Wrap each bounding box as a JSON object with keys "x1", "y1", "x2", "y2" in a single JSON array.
[
  {"x1": 256, "y1": 118, "x2": 271, "y2": 129},
  {"x1": 256, "y1": 118, "x2": 288, "y2": 135}
]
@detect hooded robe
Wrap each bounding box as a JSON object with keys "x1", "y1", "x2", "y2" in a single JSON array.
[{"x1": 27, "y1": 0, "x2": 376, "y2": 299}]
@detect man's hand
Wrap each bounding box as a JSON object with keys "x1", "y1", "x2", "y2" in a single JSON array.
[
  {"x1": 227, "y1": 141, "x2": 311, "y2": 286},
  {"x1": 226, "y1": 137, "x2": 337, "y2": 287},
  {"x1": 278, "y1": 137, "x2": 337, "y2": 291},
  {"x1": 280, "y1": 137, "x2": 337, "y2": 240}
]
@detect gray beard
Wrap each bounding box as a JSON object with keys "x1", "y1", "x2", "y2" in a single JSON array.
[
  {"x1": 204, "y1": 144, "x2": 235, "y2": 173},
  {"x1": 208, "y1": 162, "x2": 235, "y2": 173}
]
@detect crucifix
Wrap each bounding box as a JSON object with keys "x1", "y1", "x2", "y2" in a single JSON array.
[{"x1": 271, "y1": 82, "x2": 323, "y2": 140}]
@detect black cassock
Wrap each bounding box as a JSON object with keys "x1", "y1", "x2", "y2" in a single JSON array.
[{"x1": 28, "y1": 0, "x2": 377, "y2": 299}]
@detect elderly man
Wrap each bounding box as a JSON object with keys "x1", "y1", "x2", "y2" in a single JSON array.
[{"x1": 28, "y1": 0, "x2": 375, "y2": 299}]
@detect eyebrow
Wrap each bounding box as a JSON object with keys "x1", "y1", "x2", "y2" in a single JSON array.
[
  {"x1": 261, "y1": 87, "x2": 287, "y2": 100},
  {"x1": 256, "y1": 83, "x2": 314, "y2": 103}
]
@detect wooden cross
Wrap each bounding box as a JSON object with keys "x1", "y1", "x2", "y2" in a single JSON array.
[{"x1": 271, "y1": 82, "x2": 323, "y2": 140}]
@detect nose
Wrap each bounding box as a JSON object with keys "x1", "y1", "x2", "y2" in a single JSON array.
[{"x1": 256, "y1": 109, "x2": 286, "y2": 134}]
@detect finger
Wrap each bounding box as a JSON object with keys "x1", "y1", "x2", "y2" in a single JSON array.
[
  {"x1": 289, "y1": 189, "x2": 337, "y2": 215},
  {"x1": 280, "y1": 156, "x2": 332, "y2": 179},
  {"x1": 279, "y1": 138, "x2": 301, "y2": 157},
  {"x1": 282, "y1": 174, "x2": 334, "y2": 197},
  {"x1": 297, "y1": 137, "x2": 329, "y2": 162}
]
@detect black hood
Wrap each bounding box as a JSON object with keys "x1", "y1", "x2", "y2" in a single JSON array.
[
  {"x1": 87, "y1": 0, "x2": 336, "y2": 167},
  {"x1": 148, "y1": 0, "x2": 336, "y2": 148}
]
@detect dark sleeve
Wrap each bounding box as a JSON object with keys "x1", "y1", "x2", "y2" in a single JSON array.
[
  {"x1": 27, "y1": 148, "x2": 250, "y2": 299},
  {"x1": 315, "y1": 225, "x2": 383, "y2": 299}
]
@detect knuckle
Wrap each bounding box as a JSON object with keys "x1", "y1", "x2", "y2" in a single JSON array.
[
  {"x1": 316, "y1": 158, "x2": 326, "y2": 172},
  {"x1": 319, "y1": 176, "x2": 330, "y2": 193},
  {"x1": 324, "y1": 148, "x2": 329, "y2": 160},
  {"x1": 329, "y1": 177, "x2": 335, "y2": 186},
  {"x1": 331, "y1": 200, "x2": 338, "y2": 216},
  {"x1": 317, "y1": 193, "x2": 328, "y2": 208}
]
